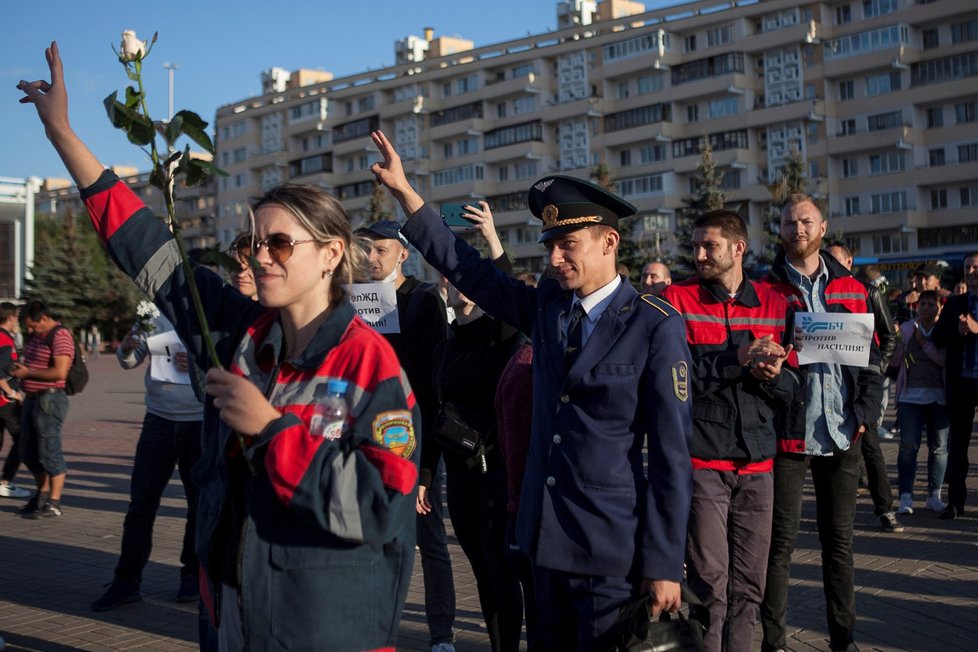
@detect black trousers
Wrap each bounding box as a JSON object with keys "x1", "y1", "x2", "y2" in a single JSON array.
[{"x1": 945, "y1": 377, "x2": 978, "y2": 510}]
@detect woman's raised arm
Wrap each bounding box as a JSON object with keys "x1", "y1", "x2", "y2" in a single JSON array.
[{"x1": 18, "y1": 41, "x2": 104, "y2": 188}]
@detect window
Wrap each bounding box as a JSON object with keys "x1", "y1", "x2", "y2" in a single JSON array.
[
  {"x1": 842, "y1": 158, "x2": 859, "y2": 178},
  {"x1": 639, "y1": 143, "x2": 667, "y2": 164},
  {"x1": 960, "y1": 184, "x2": 978, "y2": 207},
  {"x1": 951, "y1": 19, "x2": 978, "y2": 44},
  {"x1": 618, "y1": 174, "x2": 664, "y2": 197},
  {"x1": 442, "y1": 82, "x2": 452, "y2": 98},
  {"x1": 672, "y1": 53, "x2": 745, "y2": 85},
  {"x1": 605, "y1": 103, "x2": 672, "y2": 132},
  {"x1": 911, "y1": 51, "x2": 978, "y2": 87},
  {"x1": 865, "y1": 72, "x2": 901, "y2": 96},
  {"x1": 289, "y1": 153, "x2": 332, "y2": 177},
  {"x1": 839, "y1": 80, "x2": 854, "y2": 101},
  {"x1": 497, "y1": 166, "x2": 509, "y2": 183},
  {"x1": 432, "y1": 164, "x2": 484, "y2": 187},
  {"x1": 930, "y1": 188, "x2": 948, "y2": 209},
  {"x1": 869, "y1": 151, "x2": 905, "y2": 174},
  {"x1": 720, "y1": 169, "x2": 741, "y2": 190},
  {"x1": 456, "y1": 75, "x2": 478, "y2": 94},
  {"x1": 232, "y1": 147, "x2": 247, "y2": 164},
  {"x1": 923, "y1": 29, "x2": 939, "y2": 50},
  {"x1": 443, "y1": 143, "x2": 453, "y2": 159},
  {"x1": 707, "y1": 26, "x2": 732, "y2": 48},
  {"x1": 684, "y1": 35, "x2": 697, "y2": 53},
  {"x1": 839, "y1": 119, "x2": 857, "y2": 136},
  {"x1": 867, "y1": 110, "x2": 902, "y2": 132},
  {"x1": 512, "y1": 95, "x2": 537, "y2": 116},
  {"x1": 927, "y1": 107, "x2": 944, "y2": 128},
  {"x1": 333, "y1": 116, "x2": 379, "y2": 144},
  {"x1": 431, "y1": 102, "x2": 484, "y2": 127},
  {"x1": 616, "y1": 81, "x2": 630, "y2": 100},
  {"x1": 929, "y1": 148, "x2": 946, "y2": 167},
  {"x1": 497, "y1": 102, "x2": 507, "y2": 119},
  {"x1": 620, "y1": 150, "x2": 632, "y2": 167},
  {"x1": 484, "y1": 121, "x2": 543, "y2": 150},
  {"x1": 862, "y1": 0, "x2": 897, "y2": 19},
  {"x1": 870, "y1": 191, "x2": 907, "y2": 213},
  {"x1": 845, "y1": 196, "x2": 861, "y2": 216},
  {"x1": 230, "y1": 122, "x2": 247, "y2": 138},
  {"x1": 514, "y1": 161, "x2": 538, "y2": 180},
  {"x1": 687, "y1": 104, "x2": 700, "y2": 123},
  {"x1": 825, "y1": 25, "x2": 910, "y2": 60},
  {"x1": 512, "y1": 63, "x2": 534, "y2": 78},
  {"x1": 603, "y1": 32, "x2": 670, "y2": 62},
  {"x1": 836, "y1": 5, "x2": 852, "y2": 25},
  {"x1": 955, "y1": 101, "x2": 978, "y2": 124},
  {"x1": 708, "y1": 97, "x2": 738, "y2": 119},
  {"x1": 872, "y1": 232, "x2": 909, "y2": 254},
  {"x1": 637, "y1": 74, "x2": 663, "y2": 95},
  {"x1": 959, "y1": 143, "x2": 978, "y2": 163}
]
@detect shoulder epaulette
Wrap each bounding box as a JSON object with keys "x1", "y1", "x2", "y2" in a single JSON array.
[{"x1": 639, "y1": 294, "x2": 679, "y2": 317}]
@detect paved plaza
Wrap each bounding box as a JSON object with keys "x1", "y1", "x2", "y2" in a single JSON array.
[{"x1": 0, "y1": 354, "x2": 976, "y2": 651}]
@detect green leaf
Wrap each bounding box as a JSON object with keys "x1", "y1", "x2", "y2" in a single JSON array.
[
  {"x1": 193, "y1": 158, "x2": 228, "y2": 178},
  {"x1": 103, "y1": 92, "x2": 130, "y2": 130},
  {"x1": 164, "y1": 150, "x2": 183, "y2": 168},
  {"x1": 185, "y1": 159, "x2": 206, "y2": 187},
  {"x1": 197, "y1": 249, "x2": 241, "y2": 275},
  {"x1": 124, "y1": 85, "x2": 141, "y2": 109},
  {"x1": 172, "y1": 110, "x2": 215, "y2": 154},
  {"x1": 149, "y1": 164, "x2": 168, "y2": 191},
  {"x1": 165, "y1": 115, "x2": 184, "y2": 147},
  {"x1": 174, "y1": 145, "x2": 192, "y2": 177},
  {"x1": 126, "y1": 118, "x2": 155, "y2": 146}
]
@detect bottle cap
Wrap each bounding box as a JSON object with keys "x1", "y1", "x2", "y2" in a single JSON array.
[{"x1": 327, "y1": 379, "x2": 348, "y2": 394}]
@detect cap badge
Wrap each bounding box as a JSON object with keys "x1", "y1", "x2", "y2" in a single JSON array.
[
  {"x1": 534, "y1": 179, "x2": 555, "y2": 192},
  {"x1": 542, "y1": 204, "x2": 560, "y2": 225}
]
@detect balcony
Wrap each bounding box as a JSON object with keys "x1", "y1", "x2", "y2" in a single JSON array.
[
  {"x1": 827, "y1": 125, "x2": 914, "y2": 156},
  {"x1": 541, "y1": 95, "x2": 604, "y2": 123},
  {"x1": 912, "y1": 161, "x2": 978, "y2": 187},
  {"x1": 483, "y1": 140, "x2": 550, "y2": 165},
  {"x1": 598, "y1": 121, "x2": 680, "y2": 149}
]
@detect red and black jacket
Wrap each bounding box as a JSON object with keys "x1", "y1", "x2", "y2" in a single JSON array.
[
  {"x1": 763, "y1": 252, "x2": 885, "y2": 454},
  {"x1": 663, "y1": 278, "x2": 801, "y2": 466}
]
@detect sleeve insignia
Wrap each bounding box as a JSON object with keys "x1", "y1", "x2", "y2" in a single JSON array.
[
  {"x1": 671, "y1": 361, "x2": 689, "y2": 402},
  {"x1": 372, "y1": 410, "x2": 416, "y2": 459}
]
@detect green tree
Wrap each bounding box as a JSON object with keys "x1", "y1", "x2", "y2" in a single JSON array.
[
  {"x1": 24, "y1": 210, "x2": 143, "y2": 339},
  {"x1": 591, "y1": 161, "x2": 641, "y2": 285},
  {"x1": 366, "y1": 181, "x2": 393, "y2": 225},
  {"x1": 676, "y1": 142, "x2": 726, "y2": 277}
]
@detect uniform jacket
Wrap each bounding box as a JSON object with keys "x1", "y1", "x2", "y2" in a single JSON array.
[
  {"x1": 82, "y1": 170, "x2": 419, "y2": 652},
  {"x1": 662, "y1": 278, "x2": 800, "y2": 462},
  {"x1": 763, "y1": 252, "x2": 885, "y2": 453},
  {"x1": 932, "y1": 292, "x2": 978, "y2": 380},
  {"x1": 402, "y1": 204, "x2": 693, "y2": 582}
]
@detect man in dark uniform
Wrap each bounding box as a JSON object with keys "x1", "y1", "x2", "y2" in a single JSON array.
[
  {"x1": 370, "y1": 130, "x2": 693, "y2": 650},
  {"x1": 355, "y1": 221, "x2": 458, "y2": 652}
]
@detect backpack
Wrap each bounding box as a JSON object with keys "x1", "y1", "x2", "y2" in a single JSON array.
[{"x1": 44, "y1": 325, "x2": 90, "y2": 396}]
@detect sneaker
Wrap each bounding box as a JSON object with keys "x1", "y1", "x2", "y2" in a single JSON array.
[
  {"x1": 877, "y1": 426, "x2": 896, "y2": 440},
  {"x1": 940, "y1": 505, "x2": 964, "y2": 520},
  {"x1": 176, "y1": 573, "x2": 199, "y2": 603},
  {"x1": 431, "y1": 644, "x2": 456, "y2": 652},
  {"x1": 92, "y1": 580, "x2": 141, "y2": 611},
  {"x1": 897, "y1": 493, "x2": 913, "y2": 515},
  {"x1": 925, "y1": 494, "x2": 947, "y2": 513},
  {"x1": 879, "y1": 511, "x2": 904, "y2": 532},
  {"x1": 0, "y1": 482, "x2": 30, "y2": 499},
  {"x1": 33, "y1": 502, "x2": 63, "y2": 519},
  {"x1": 17, "y1": 494, "x2": 39, "y2": 517}
]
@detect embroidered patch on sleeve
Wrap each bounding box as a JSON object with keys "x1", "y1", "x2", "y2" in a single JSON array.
[
  {"x1": 671, "y1": 361, "x2": 689, "y2": 402},
  {"x1": 372, "y1": 411, "x2": 416, "y2": 459}
]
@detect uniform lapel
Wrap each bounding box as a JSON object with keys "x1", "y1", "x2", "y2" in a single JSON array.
[
  {"x1": 563, "y1": 282, "x2": 635, "y2": 388},
  {"x1": 541, "y1": 293, "x2": 568, "y2": 379}
]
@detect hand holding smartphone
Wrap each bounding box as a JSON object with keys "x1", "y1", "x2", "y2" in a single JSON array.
[{"x1": 440, "y1": 202, "x2": 478, "y2": 228}]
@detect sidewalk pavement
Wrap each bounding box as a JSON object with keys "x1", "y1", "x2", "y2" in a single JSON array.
[{"x1": 0, "y1": 354, "x2": 975, "y2": 651}]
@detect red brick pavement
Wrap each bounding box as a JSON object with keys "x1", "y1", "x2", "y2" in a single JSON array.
[{"x1": 0, "y1": 354, "x2": 975, "y2": 650}]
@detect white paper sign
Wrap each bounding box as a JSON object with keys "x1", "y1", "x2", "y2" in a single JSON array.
[
  {"x1": 147, "y1": 331, "x2": 191, "y2": 384},
  {"x1": 347, "y1": 282, "x2": 400, "y2": 333},
  {"x1": 795, "y1": 312, "x2": 874, "y2": 367}
]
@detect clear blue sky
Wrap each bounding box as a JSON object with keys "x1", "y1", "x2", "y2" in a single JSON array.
[{"x1": 2, "y1": 0, "x2": 674, "y2": 181}]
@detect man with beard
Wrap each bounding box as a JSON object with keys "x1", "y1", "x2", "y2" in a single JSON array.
[
  {"x1": 662, "y1": 210, "x2": 798, "y2": 652},
  {"x1": 932, "y1": 252, "x2": 978, "y2": 520},
  {"x1": 759, "y1": 195, "x2": 884, "y2": 652},
  {"x1": 355, "y1": 221, "x2": 457, "y2": 652}
]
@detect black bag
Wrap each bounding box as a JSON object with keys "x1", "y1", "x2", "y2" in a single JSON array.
[
  {"x1": 431, "y1": 401, "x2": 482, "y2": 457},
  {"x1": 614, "y1": 585, "x2": 709, "y2": 652},
  {"x1": 45, "y1": 325, "x2": 90, "y2": 396}
]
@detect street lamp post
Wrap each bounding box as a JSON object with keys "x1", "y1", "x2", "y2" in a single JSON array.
[{"x1": 163, "y1": 62, "x2": 179, "y2": 122}]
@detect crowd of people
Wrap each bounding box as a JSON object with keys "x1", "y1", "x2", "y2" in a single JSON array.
[{"x1": 1, "y1": 40, "x2": 976, "y2": 652}]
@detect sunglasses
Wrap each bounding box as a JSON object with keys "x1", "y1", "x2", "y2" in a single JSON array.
[{"x1": 232, "y1": 234, "x2": 317, "y2": 264}]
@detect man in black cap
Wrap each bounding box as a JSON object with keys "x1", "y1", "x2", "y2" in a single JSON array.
[
  {"x1": 897, "y1": 263, "x2": 944, "y2": 322},
  {"x1": 355, "y1": 220, "x2": 458, "y2": 652},
  {"x1": 370, "y1": 130, "x2": 693, "y2": 649}
]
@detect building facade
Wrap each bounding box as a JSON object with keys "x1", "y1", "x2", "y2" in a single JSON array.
[
  {"x1": 0, "y1": 177, "x2": 38, "y2": 302},
  {"x1": 209, "y1": 0, "x2": 978, "y2": 278}
]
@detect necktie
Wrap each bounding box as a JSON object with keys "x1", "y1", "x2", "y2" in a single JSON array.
[
  {"x1": 966, "y1": 295, "x2": 978, "y2": 371},
  {"x1": 565, "y1": 302, "x2": 586, "y2": 369}
]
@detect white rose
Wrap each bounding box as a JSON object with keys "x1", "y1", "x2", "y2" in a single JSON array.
[{"x1": 120, "y1": 30, "x2": 146, "y2": 62}]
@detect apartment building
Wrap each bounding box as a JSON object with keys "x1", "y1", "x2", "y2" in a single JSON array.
[
  {"x1": 0, "y1": 177, "x2": 38, "y2": 301},
  {"x1": 213, "y1": 0, "x2": 978, "y2": 277},
  {"x1": 33, "y1": 167, "x2": 218, "y2": 252}
]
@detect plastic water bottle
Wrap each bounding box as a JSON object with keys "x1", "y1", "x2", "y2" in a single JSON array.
[{"x1": 309, "y1": 379, "x2": 349, "y2": 439}]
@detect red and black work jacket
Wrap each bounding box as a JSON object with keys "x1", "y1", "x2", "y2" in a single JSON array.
[
  {"x1": 662, "y1": 278, "x2": 801, "y2": 468},
  {"x1": 762, "y1": 252, "x2": 885, "y2": 454}
]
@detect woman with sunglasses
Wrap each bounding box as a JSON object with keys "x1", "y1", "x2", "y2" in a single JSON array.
[{"x1": 19, "y1": 43, "x2": 420, "y2": 651}]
